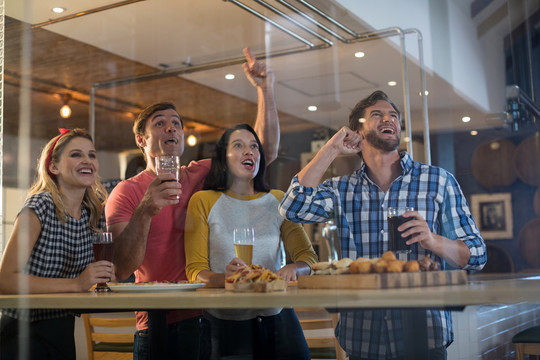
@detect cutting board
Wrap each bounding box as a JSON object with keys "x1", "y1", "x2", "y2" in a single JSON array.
[{"x1": 298, "y1": 270, "x2": 467, "y2": 289}]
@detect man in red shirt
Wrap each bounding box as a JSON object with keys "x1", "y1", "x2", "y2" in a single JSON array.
[{"x1": 105, "y1": 48, "x2": 279, "y2": 360}]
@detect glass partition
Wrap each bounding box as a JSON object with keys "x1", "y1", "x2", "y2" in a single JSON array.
[{"x1": 1, "y1": 0, "x2": 539, "y2": 359}]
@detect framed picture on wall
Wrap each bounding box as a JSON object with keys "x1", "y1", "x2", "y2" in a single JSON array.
[{"x1": 470, "y1": 193, "x2": 513, "y2": 239}]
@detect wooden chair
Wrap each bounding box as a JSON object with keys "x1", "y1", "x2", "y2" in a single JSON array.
[
  {"x1": 82, "y1": 313, "x2": 136, "y2": 360},
  {"x1": 295, "y1": 307, "x2": 347, "y2": 360},
  {"x1": 512, "y1": 324, "x2": 540, "y2": 360}
]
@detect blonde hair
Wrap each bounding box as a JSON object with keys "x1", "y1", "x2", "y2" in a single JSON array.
[{"x1": 28, "y1": 129, "x2": 108, "y2": 232}]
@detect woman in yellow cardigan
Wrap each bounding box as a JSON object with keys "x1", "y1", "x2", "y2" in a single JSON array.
[{"x1": 185, "y1": 123, "x2": 317, "y2": 359}]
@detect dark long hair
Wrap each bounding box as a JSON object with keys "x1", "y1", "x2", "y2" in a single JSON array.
[{"x1": 204, "y1": 124, "x2": 269, "y2": 192}]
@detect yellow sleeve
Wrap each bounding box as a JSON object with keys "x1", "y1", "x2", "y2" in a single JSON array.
[
  {"x1": 271, "y1": 190, "x2": 318, "y2": 268},
  {"x1": 184, "y1": 191, "x2": 220, "y2": 282}
]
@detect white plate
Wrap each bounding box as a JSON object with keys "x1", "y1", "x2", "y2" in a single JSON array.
[{"x1": 108, "y1": 283, "x2": 206, "y2": 293}]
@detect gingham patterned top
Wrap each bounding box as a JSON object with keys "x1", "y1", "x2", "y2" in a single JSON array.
[
  {"x1": 280, "y1": 151, "x2": 486, "y2": 359},
  {"x1": 2, "y1": 192, "x2": 103, "y2": 322}
]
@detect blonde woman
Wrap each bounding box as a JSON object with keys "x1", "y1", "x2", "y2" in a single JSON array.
[{"x1": 0, "y1": 128, "x2": 113, "y2": 359}]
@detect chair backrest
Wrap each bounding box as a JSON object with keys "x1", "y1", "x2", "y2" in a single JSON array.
[
  {"x1": 82, "y1": 313, "x2": 136, "y2": 360},
  {"x1": 295, "y1": 307, "x2": 347, "y2": 360}
]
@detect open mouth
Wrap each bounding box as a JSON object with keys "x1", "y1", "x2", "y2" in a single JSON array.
[
  {"x1": 165, "y1": 138, "x2": 178, "y2": 145},
  {"x1": 380, "y1": 126, "x2": 396, "y2": 135},
  {"x1": 79, "y1": 168, "x2": 93, "y2": 175},
  {"x1": 242, "y1": 159, "x2": 254, "y2": 169}
]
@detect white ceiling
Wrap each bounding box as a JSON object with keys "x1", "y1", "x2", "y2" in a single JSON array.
[{"x1": 6, "y1": 0, "x2": 525, "y2": 136}]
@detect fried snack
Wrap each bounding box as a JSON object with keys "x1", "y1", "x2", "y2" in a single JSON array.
[
  {"x1": 349, "y1": 258, "x2": 372, "y2": 274},
  {"x1": 226, "y1": 264, "x2": 282, "y2": 285},
  {"x1": 333, "y1": 258, "x2": 354, "y2": 269},
  {"x1": 312, "y1": 261, "x2": 331, "y2": 271},
  {"x1": 430, "y1": 261, "x2": 441, "y2": 271},
  {"x1": 403, "y1": 260, "x2": 420, "y2": 272},
  {"x1": 386, "y1": 260, "x2": 405, "y2": 273},
  {"x1": 372, "y1": 259, "x2": 388, "y2": 273},
  {"x1": 419, "y1": 255, "x2": 433, "y2": 271},
  {"x1": 381, "y1": 251, "x2": 397, "y2": 262}
]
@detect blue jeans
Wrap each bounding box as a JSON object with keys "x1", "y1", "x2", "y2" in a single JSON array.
[
  {"x1": 205, "y1": 308, "x2": 310, "y2": 360},
  {"x1": 134, "y1": 315, "x2": 209, "y2": 360}
]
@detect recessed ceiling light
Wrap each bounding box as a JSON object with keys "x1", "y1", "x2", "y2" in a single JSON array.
[
  {"x1": 354, "y1": 51, "x2": 365, "y2": 58},
  {"x1": 403, "y1": 137, "x2": 411, "y2": 143},
  {"x1": 419, "y1": 90, "x2": 429, "y2": 96},
  {"x1": 462, "y1": 116, "x2": 471, "y2": 123},
  {"x1": 225, "y1": 74, "x2": 235, "y2": 80},
  {"x1": 52, "y1": 7, "x2": 66, "y2": 13},
  {"x1": 387, "y1": 81, "x2": 397, "y2": 87},
  {"x1": 470, "y1": 130, "x2": 478, "y2": 136},
  {"x1": 308, "y1": 105, "x2": 318, "y2": 112}
]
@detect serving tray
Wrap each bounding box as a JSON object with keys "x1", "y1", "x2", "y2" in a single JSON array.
[{"x1": 298, "y1": 270, "x2": 467, "y2": 290}]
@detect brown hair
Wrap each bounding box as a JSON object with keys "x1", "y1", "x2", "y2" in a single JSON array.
[
  {"x1": 133, "y1": 102, "x2": 183, "y2": 137},
  {"x1": 348, "y1": 90, "x2": 400, "y2": 130}
]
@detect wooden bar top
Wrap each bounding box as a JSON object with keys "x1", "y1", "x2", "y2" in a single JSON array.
[{"x1": 1, "y1": 274, "x2": 539, "y2": 310}]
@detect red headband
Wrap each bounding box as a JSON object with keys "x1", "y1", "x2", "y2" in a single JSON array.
[{"x1": 46, "y1": 128, "x2": 73, "y2": 175}]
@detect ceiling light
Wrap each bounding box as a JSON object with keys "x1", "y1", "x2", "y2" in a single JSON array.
[
  {"x1": 419, "y1": 90, "x2": 429, "y2": 96},
  {"x1": 354, "y1": 51, "x2": 365, "y2": 58},
  {"x1": 225, "y1": 74, "x2": 235, "y2": 80},
  {"x1": 387, "y1": 81, "x2": 397, "y2": 87},
  {"x1": 358, "y1": 118, "x2": 366, "y2": 123},
  {"x1": 462, "y1": 116, "x2": 471, "y2": 123},
  {"x1": 59, "y1": 93, "x2": 72, "y2": 119},
  {"x1": 185, "y1": 127, "x2": 199, "y2": 147},
  {"x1": 308, "y1": 106, "x2": 317, "y2": 112},
  {"x1": 403, "y1": 137, "x2": 410, "y2": 143},
  {"x1": 470, "y1": 130, "x2": 478, "y2": 136},
  {"x1": 52, "y1": 7, "x2": 66, "y2": 13},
  {"x1": 187, "y1": 134, "x2": 198, "y2": 146}
]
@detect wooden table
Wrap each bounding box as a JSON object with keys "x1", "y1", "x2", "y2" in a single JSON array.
[
  {"x1": 1, "y1": 274, "x2": 539, "y2": 310},
  {"x1": 2, "y1": 274, "x2": 539, "y2": 359}
]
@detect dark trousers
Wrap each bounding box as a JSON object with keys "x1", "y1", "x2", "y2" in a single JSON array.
[
  {"x1": 0, "y1": 314, "x2": 75, "y2": 360},
  {"x1": 134, "y1": 315, "x2": 209, "y2": 360},
  {"x1": 348, "y1": 345, "x2": 447, "y2": 360},
  {"x1": 205, "y1": 308, "x2": 310, "y2": 360}
]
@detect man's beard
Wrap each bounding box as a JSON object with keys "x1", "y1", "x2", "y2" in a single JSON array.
[{"x1": 364, "y1": 129, "x2": 400, "y2": 152}]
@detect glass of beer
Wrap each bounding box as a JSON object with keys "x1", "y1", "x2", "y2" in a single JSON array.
[
  {"x1": 93, "y1": 232, "x2": 114, "y2": 293},
  {"x1": 233, "y1": 228, "x2": 254, "y2": 265},
  {"x1": 155, "y1": 155, "x2": 181, "y2": 199},
  {"x1": 388, "y1": 207, "x2": 415, "y2": 254}
]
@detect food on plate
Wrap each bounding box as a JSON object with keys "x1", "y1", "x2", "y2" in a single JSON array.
[
  {"x1": 386, "y1": 260, "x2": 406, "y2": 273},
  {"x1": 225, "y1": 264, "x2": 285, "y2": 292},
  {"x1": 381, "y1": 251, "x2": 397, "y2": 262},
  {"x1": 403, "y1": 260, "x2": 420, "y2": 273}
]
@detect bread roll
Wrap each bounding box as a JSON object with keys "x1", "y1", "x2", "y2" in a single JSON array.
[
  {"x1": 333, "y1": 258, "x2": 353, "y2": 269},
  {"x1": 372, "y1": 259, "x2": 388, "y2": 273},
  {"x1": 381, "y1": 251, "x2": 397, "y2": 262},
  {"x1": 404, "y1": 260, "x2": 420, "y2": 272},
  {"x1": 350, "y1": 258, "x2": 372, "y2": 274},
  {"x1": 386, "y1": 260, "x2": 405, "y2": 273}
]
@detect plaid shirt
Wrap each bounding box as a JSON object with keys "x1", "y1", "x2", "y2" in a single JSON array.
[{"x1": 279, "y1": 152, "x2": 486, "y2": 359}]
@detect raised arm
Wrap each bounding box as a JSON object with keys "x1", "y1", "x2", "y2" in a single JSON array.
[
  {"x1": 243, "y1": 47, "x2": 279, "y2": 165},
  {"x1": 298, "y1": 127, "x2": 363, "y2": 187}
]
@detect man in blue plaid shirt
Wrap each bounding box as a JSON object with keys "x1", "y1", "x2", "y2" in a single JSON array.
[{"x1": 279, "y1": 90, "x2": 486, "y2": 360}]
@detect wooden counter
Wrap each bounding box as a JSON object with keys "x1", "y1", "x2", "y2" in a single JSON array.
[{"x1": 1, "y1": 274, "x2": 539, "y2": 310}]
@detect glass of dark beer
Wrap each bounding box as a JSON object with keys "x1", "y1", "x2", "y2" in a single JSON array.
[
  {"x1": 388, "y1": 207, "x2": 414, "y2": 254},
  {"x1": 155, "y1": 155, "x2": 181, "y2": 199},
  {"x1": 93, "y1": 232, "x2": 114, "y2": 293}
]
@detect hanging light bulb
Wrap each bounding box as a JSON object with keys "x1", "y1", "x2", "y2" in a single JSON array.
[
  {"x1": 187, "y1": 134, "x2": 198, "y2": 146},
  {"x1": 185, "y1": 127, "x2": 199, "y2": 147},
  {"x1": 59, "y1": 93, "x2": 72, "y2": 119}
]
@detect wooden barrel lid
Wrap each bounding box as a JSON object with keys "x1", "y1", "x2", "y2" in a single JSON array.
[
  {"x1": 472, "y1": 139, "x2": 517, "y2": 188},
  {"x1": 514, "y1": 133, "x2": 540, "y2": 186},
  {"x1": 535, "y1": 188, "x2": 540, "y2": 217},
  {"x1": 518, "y1": 218, "x2": 540, "y2": 268}
]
